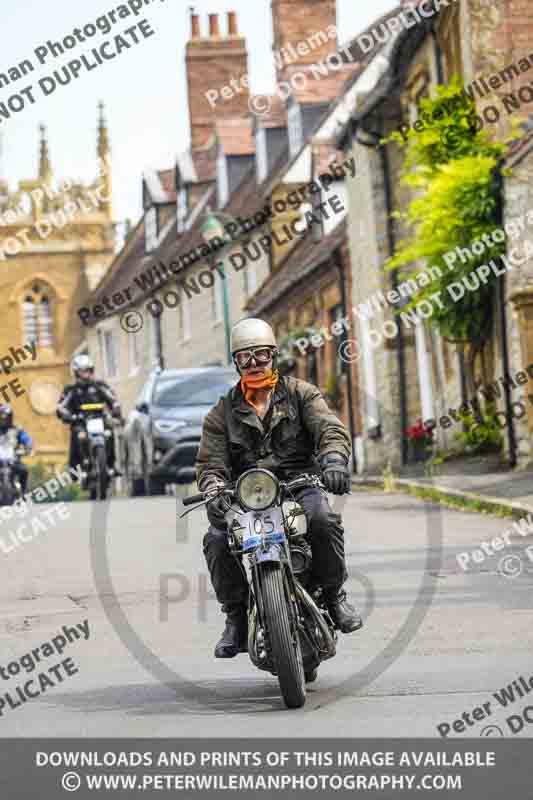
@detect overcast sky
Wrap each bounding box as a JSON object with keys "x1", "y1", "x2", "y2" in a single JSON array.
[{"x1": 1, "y1": 0, "x2": 397, "y2": 231}]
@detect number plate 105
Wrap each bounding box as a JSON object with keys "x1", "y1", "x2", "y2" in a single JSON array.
[{"x1": 239, "y1": 507, "x2": 285, "y2": 551}]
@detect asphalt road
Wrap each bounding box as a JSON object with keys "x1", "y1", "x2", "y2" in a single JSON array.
[{"x1": 1, "y1": 487, "x2": 532, "y2": 738}]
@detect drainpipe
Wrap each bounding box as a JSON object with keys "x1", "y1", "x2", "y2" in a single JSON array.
[
  {"x1": 155, "y1": 310, "x2": 165, "y2": 370},
  {"x1": 380, "y1": 144, "x2": 409, "y2": 466},
  {"x1": 354, "y1": 127, "x2": 409, "y2": 465},
  {"x1": 494, "y1": 161, "x2": 517, "y2": 467},
  {"x1": 333, "y1": 246, "x2": 357, "y2": 474},
  {"x1": 431, "y1": 28, "x2": 444, "y2": 84}
]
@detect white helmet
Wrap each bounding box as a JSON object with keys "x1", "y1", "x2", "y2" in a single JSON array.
[
  {"x1": 230, "y1": 318, "x2": 277, "y2": 354},
  {"x1": 71, "y1": 353, "x2": 95, "y2": 381}
]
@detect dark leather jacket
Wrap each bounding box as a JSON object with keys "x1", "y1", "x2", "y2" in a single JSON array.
[
  {"x1": 196, "y1": 375, "x2": 351, "y2": 491},
  {"x1": 56, "y1": 379, "x2": 120, "y2": 423}
]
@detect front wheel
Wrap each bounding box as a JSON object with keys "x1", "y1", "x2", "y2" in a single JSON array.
[
  {"x1": 261, "y1": 565, "x2": 306, "y2": 709},
  {"x1": 92, "y1": 444, "x2": 109, "y2": 501}
]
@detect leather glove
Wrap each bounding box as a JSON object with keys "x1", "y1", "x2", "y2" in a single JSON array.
[
  {"x1": 320, "y1": 453, "x2": 351, "y2": 495},
  {"x1": 205, "y1": 484, "x2": 229, "y2": 529}
]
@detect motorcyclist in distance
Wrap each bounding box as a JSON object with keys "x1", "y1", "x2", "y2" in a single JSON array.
[
  {"x1": 0, "y1": 404, "x2": 32, "y2": 494},
  {"x1": 56, "y1": 354, "x2": 122, "y2": 482},
  {"x1": 196, "y1": 318, "x2": 362, "y2": 659}
]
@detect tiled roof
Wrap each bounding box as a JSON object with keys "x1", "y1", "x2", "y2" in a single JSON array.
[
  {"x1": 247, "y1": 219, "x2": 347, "y2": 315},
  {"x1": 85, "y1": 5, "x2": 405, "y2": 318},
  {"x1": 158, "y1": 164, "x2": 262, "y2": 271},
  {"x1": 284, "y1": 63, "x2": 360, "y2": 106}
]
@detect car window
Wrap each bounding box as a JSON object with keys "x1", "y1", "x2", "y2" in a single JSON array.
[{"x1": 153, "y1": 374, "x2": 236, "y2": 407}]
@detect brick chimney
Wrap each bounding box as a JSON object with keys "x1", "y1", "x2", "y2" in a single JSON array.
[
  {"x1": 271, "y1": 0, "x2": 338, "y2": 84},
  {"x1": 186, "y1": 10, "x2": 250, "y2": 150}
]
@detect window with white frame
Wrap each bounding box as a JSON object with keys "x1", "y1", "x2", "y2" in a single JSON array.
[
  {"x1": 177, "y1": 187, "x2": 188, "y2": 233},
  {"x1": 145, "y1": 206, "x2": 158, "y2": 253},
  {"x1": 288, "y1": 101, "x2": 303, "y2": 157},
  {"x1": 256, "y1": 126, "x2": 268, "y2": 183},
  {"x1": 22, "y1": 283, "x2": 54, "y2": 347},
  {"x1": 99, "y1": 327, "x2": 118, "y2": 379},
  {"x1": 128, "y1": 328, "x2": 141, "y2": 374},
  {"x1": 217, "y1": 150, "x2": 229, "y2": 207}
]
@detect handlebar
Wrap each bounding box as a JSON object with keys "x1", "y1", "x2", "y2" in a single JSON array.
[
  {"x1": 181, "y1": 473, "x2": 324, "y2": 509},
  {"x1": 182, "y1": 492, "x2": 205, "y2": 507}
]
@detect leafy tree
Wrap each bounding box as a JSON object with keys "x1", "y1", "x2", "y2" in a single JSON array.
[{"x1": 383, "y1": 77, "x2": 519, "y2": 400}]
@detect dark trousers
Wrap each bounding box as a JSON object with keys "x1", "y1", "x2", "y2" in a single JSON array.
[
  {"x1": 203, "y1": 487, "x2": 348, "y2": 611},
  {"x1": 11, "y1": 462, "x2": 28, "y2": 494}
]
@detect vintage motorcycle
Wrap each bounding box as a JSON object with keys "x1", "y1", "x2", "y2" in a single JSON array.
[
  {"x1": 76, "y1": 402, "x2": 112, "y2": 501},
  {"x1": 0, "y1": 442, "x2": 25, "y2": 506},
  {"x1": 182, "y1": 468, "x2": 338, "y2": 709}
]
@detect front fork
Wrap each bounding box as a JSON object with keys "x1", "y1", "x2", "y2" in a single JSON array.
[{"x1": 250, "y1": 552, "x2": 303, "y2": 666}]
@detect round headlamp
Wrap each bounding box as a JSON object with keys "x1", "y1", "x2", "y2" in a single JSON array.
[{"x1": 236, "y1": 468, "x2": 279, "y2": 511}]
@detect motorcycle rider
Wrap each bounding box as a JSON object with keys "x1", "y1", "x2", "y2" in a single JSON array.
[
  {"x1": 0, "y1": 404, "x2": 32, "y2": 494},
  {"x1": 196, "y1": 318, "x2": 362, "y2": 659},
  {"x1": 56, "y1": 354, "x2": 122, "y2": 480}
]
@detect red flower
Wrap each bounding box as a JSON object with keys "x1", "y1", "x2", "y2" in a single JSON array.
[{"x1": 405, "y1": 418, "x2": 434, "y2": 442}]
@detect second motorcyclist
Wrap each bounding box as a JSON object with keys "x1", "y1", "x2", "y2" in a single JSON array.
[{"x1": 56, "y1": 354, "x2": 122, "y2": 482}]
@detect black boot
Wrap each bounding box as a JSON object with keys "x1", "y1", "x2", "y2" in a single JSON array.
[
  {"x1": 214, "y1": 605, "x2": 248, "y2": 658},
  {"x1": 324, "y1": 589, "x2": 362, "y2": 634}
]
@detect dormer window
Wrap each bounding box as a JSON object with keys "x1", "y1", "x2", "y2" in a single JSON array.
[
  {"x1": 145, "y1": 206, "x2": 158, "y2": 253},
  {"x1": 217, "y1": 149, "x2": 229, "y2": 207},
  {"x1": 256, "y1": 127, "x2": 268, "y2": 183},
  {"x1": 177, "y1": 187, "x2": 188, "y2": 234},
  {"x1": 288, "y1": 101, "x2": 303, "y2": 157}
]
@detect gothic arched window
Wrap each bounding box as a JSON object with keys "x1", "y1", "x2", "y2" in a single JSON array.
[{"x1": 22, "y1": 283, "x2": 54, "y2": 347}]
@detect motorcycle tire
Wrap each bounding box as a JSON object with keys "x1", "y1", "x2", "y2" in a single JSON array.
[
  {"x1": 93, "y1": 444, "x2": 109, "y2": 501},
  {"x1": 261, "y1": 564, "x2": 306, "y2": 709}
]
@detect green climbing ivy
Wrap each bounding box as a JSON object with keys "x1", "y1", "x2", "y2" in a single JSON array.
[{"x1": 383, "y1": 78, "x2": 517, "y2": 349}]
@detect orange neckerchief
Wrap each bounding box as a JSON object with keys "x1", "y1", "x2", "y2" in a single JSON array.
[{"x1": 240, "y1": 369, "x2": 279, "y2": 416}]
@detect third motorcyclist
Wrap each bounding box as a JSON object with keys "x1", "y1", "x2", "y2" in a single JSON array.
[
  {"x1": 196, "y1": 318, "x2": 362, "y2": 659},
  {"x1": 0, "y1": 404, "x2": 32, "y2": 494}
]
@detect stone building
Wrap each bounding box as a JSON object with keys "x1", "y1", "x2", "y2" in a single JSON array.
[
  {"x1": 0, "y1": 106, "x2": 114, "y2": 468},
  {"x1": 337, "y1": 0, "x2": 533, "y2": 472},
  {"x1": 80, "y1": 1, "x2": 403, "y2": 483}
]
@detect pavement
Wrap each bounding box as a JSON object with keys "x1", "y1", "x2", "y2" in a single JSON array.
[
  {"x1": 0, "y1": 488, "x2": 532, "y2": 738},
  {"x1": 355, "y1": 459, "x2": 533, "y2": 515}
]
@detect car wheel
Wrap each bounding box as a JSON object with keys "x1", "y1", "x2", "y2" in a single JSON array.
[{"x1": 142, "y1": 451, "x2": 166, "y2": 496}]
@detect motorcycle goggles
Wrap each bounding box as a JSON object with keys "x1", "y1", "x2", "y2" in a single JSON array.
[{"x1": 234, "y1": 347, "x2": 274, "y2": 370}]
